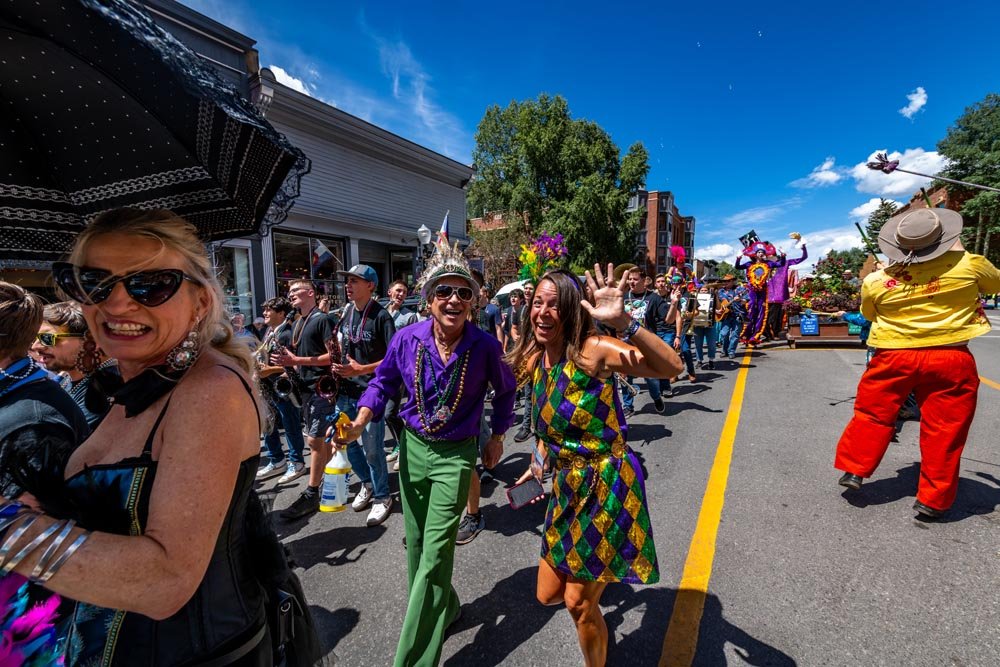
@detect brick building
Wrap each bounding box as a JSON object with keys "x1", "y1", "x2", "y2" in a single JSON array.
[{"x1": 627, "y1": 190, "x2": 696, "y2": 276}]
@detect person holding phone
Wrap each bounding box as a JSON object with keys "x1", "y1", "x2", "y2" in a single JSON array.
[
  {"x1": 508, "y1": 265, "x2": 683, "y2": 667},
  {"x1": 333, "y1": 239, "x2": 515, "y2": 667}
]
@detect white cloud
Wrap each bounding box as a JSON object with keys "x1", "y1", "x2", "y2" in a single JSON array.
[
  {"x1": 695, "y1": 243, "x2": 739, "y2": 263},
  {"x1": 849, "y1": 197, "x2": 903, "y2": 221},
  {"x1": 792, "y1": 225, "x2": 866, "y2": 274},
  {"x1": 790, "y1": 157, "x2": 845, "y2": 188},
  {"x1": 899, "y1": 86, "x2": 927, "y2": 119},
  {"x1": 375, "y1": 38, "x2": 470, "y2": 160},
  {"x1": 723, "y1": 197, "x2": 804, "y2": 227},
  {"x1": 850, "y1": 148, "x2": 949, "y2": 197},
  {"x1": 270, "y1": 65, "x2": 314, "y2": 96}
]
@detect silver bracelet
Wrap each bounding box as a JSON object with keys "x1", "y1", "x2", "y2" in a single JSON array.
[
  {"x1": 3, "y1": 520, "x2": 62, "y2": 575},
  {"x1": 0, "y1": 515, "x2": 38, "y2": 569},
  {"x1": 31, "y1": 519, "x2": 75, "y2": 582},
  {"x1": 39, "y1": 532, "x2": 89, "y2": 583}
]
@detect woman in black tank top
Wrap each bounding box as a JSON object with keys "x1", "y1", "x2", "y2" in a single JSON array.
[{"x1": 0, "y1": 210, "x2": 287, "y2": 665}]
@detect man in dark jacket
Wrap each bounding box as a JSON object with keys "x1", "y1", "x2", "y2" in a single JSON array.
[{"x1": 0, "y1": 282, "x2": 89, "y2": 498}]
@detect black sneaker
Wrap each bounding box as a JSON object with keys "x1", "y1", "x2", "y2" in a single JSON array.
[
  {"x1": 455, "y1": 512, "x2": 485, "y2": 545},
  {"x1": 479, "y1": 468, "x2": 495, "y2": 485},
  {"x1": 513, "y1": 426, "x2": 532, "y2": 443},
  {"x1": 653, "y1": 397, "x2": 665, "y2": 413},
  {"x1": 280, "y1": 490, "x2": 320, "y2": 521},
  {"x1": 623, "y1": 406, "x2": 635, "y2": 418},
  {"x1": 707, "y1": 361, "x2": 715, "y2": 370},
  {"x1": 838, "y1": 473, "x2": 863, "y2": 491}
]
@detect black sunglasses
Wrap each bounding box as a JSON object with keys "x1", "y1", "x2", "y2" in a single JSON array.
[
  {"x1": 433, "y1": 284, "x2": 474, "y2": 302},
  {"x1": 52, "y1": 262, "x2": 199, "y2": 307}
]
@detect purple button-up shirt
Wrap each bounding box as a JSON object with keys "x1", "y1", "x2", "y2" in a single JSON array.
[
  {"x1": 767, "y1": 246, "x2": 808, "y2": 303},
  {"x1": 358, "y1": 319, "x2": 516, "y2": 441}
]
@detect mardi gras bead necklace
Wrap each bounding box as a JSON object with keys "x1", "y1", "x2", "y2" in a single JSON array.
[
  {"x1": 413, "y1": 343, "x2": 470, "y2": 434},
  {"x1": 344, "y1": 299, "x2": 375, "y2": 344}
]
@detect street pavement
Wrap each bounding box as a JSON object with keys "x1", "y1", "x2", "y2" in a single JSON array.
[{"x1": 263, "y1": 316, "x2": 1000, "y2": 666}]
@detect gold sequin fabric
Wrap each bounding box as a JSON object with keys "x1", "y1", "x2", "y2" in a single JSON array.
[{"x1": 533, "y1": 359, "x2": 659, "y2": 584}]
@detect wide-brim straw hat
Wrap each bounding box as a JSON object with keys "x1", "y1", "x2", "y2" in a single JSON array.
[{"x1": 878, "y1": 208, "x2": 963, "y2": 265}]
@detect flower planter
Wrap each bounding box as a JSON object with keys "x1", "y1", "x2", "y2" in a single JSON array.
[{"x1": 785, "y1": 317, "x2": 863, "y2": 349}]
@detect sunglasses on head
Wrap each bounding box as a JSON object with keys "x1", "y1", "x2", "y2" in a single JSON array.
[
  {"x1": 433, "y1": 284, "x2": 474, "y2": 302},
  {"x1": 52, "y1": 262, "x2": 199, "y2": 307},
  {"x1": 35, "y1": 332, "x2": 84, "y2": 347}
]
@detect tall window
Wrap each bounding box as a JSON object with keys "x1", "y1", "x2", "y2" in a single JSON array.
[
  {"x1": 215, "y1": 245, "x2": 253, "y2": 316},
  {"x1": 273, "y1": 232, "x2": 347, "y2": 307}
]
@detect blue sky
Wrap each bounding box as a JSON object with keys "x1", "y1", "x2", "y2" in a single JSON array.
[{"x1": 181, "y1": 0, "x2": 1000, "y2": 272}]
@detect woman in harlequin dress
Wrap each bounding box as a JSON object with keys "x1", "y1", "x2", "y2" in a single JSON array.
[
  {"x1": 509, "y1": 266, "x2": 683, "y2": 667},
  {"x1": 735, "y1": 242, "x2": 785, "y2": 346}
]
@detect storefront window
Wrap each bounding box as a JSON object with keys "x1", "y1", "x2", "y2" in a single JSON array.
[
  {"x1": 216, "y1": 245, "x2": 254, "y2": 316},
  {"x1": 273, "y1": 232, "x2": 347, "y2": 308}
]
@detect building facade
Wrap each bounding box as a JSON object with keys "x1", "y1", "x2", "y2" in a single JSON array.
[
  {"x1": 627, "y1": 190, "x2": 696, "y2": 276},
  {"x1": 144, "y1": 0, "x2": 472, "y2": 314}
]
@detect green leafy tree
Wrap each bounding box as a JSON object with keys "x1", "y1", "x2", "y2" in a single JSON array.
[
  {"x1": 864, "y1": 198, "x2": 899, "y2": 241},
  {"x1": 715, "y1": 260, "x2": 737, "y2": 278},
  {"x1": 937, "y1": 93, "x2": 1000, "y2": 257},
  {"x1": 467, "y1": 214, "x2": 529, "y2": 288},
  {"x1": 468, "y1": 94, "x2": 649, "y2": 267},
  {"x1": 814, "y1": 248, "x2": 866, "y2": 290}
]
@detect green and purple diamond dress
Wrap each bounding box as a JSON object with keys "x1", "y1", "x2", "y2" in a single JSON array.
[{"x1": 532, "y1": 359, "x2": 659, "y2": 584}]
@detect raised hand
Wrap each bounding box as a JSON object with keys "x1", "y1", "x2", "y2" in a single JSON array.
[{"x1": 582, "y1": 263, "x2": 630, "y2": 329}]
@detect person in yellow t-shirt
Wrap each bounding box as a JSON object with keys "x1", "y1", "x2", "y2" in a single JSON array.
[{"x1": 834, "y1": 207, "x2": 1000, "y2": 519}]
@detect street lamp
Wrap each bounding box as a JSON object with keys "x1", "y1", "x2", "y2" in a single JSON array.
[{"x1": 415, "y1": 224, "x2": 432, "y2": 282}]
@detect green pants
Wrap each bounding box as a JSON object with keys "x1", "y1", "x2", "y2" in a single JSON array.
[{"x1": 394, "y1": 429, "x2": 477, "y2": 667}]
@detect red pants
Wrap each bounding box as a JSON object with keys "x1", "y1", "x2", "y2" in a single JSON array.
[{"x1": 834, "y1": 346, "x2": 980, "y2": 510}]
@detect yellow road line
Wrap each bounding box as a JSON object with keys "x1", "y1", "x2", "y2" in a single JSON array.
[
  {"x1": 980, "y1": 376, "x2": 1000, "y2": 391},
  {"x1": 659, "y1": 349, "x2": 752, "y2": 667}
]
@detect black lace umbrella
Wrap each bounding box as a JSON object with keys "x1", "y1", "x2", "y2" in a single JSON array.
[{"x1": 0, "y1": 0, "x2": 310, "y2": 265}]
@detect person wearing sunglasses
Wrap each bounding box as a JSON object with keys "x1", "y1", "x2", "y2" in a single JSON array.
[
  {"x1": 2, "y1": 209, "x2": 294, "y2": 665},
  {"x1": 1, "y1": 283, "x2": 90, "y2": 500},
  {"x1": 333, "y1": 241, "x2": 515, "y2": 667},
  {"x1": 30, "y1": 302, "x2": 117, "y2": 429}
]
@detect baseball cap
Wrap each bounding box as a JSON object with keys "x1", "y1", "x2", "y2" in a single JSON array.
[{"x1": 337, "y1": 264, "x2": 378, "y2": 287}]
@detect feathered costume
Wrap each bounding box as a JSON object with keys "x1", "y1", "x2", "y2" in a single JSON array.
[
  {"x1": 736, "y1": 241, "x2": 786, "y2": 345},
  {"x1": 666, "y1": 246, "x2": 698, "y2": 289}
]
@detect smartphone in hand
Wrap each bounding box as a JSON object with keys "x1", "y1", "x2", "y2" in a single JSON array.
[{"x1": 507, "y1": 477, "x2": 545, "y2": 510}]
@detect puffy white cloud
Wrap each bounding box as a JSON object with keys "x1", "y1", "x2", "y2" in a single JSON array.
[
  {"x1": 848, "y1": 197, "x2": 903, "y2": 221},
  {"x1": 270, "y1": 65, "x2": 314, "y2": 96},
  {"x1": 792, "y1": 225, "x2": 866, "y2": 274},
  {"x1": 850, "y1": 148, "x2": 950, "y2": 197},
  {"x1": 790, "y1": 157, "x2": 845, "y2": 188},
  {"x1": 695, "y1": 243, "x2": 739, "y2": 263},
  {"x1": 899, "y1": 86, "x2": 927, "y2": 119}
]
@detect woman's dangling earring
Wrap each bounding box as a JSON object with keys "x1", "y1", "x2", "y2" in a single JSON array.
[
  {"x1": 166, "y1": 322, "x2": 201, "y2": 372},
  {"x1": 74, "y1": 331, "x2": 103, "y2": 375}
]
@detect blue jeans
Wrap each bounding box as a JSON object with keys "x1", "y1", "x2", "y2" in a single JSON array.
[
  {"x1": 718, "y1": 318, "x2": 740, "y2": 357},
  {"x1": 678, "y1": 333, "x2": 696, "y2": 375},
  {"x1": 693, "y1": 325, "x2": 718, "y2": 362},
  {"x1": 336, "y1": 395, "x2": 390, "y2": 502},
  {"x1": 263, "y1": 396, "x2": 306, "y2": 465}
]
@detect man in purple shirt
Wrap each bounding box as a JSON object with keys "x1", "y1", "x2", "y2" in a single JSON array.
[
  {"x1": 764, "y1": 242, "x2": 808, "y2": 340},
  {"x1": 335, "y1": 242, "x2": 515, "y2": 667}
]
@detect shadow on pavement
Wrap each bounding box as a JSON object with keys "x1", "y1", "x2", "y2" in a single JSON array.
[
  {"x1": 284, "y1": 525, "x2": 388, "y2": 568},
  {"x1": 842, "y1": 463, "x2": 1000, "y2": 523},
  {"x1": 445, "y1": 574, "x2": 796, "y2": 666},
  {"x1": 604, "y1": 586, "x2": 797, "y2": 666},
  {"x1": 443, "y1": 566, "x2": 559, "y2": 666},
  {"x1": 309, "y1": 605, "x2": 359, "y2": 658}
]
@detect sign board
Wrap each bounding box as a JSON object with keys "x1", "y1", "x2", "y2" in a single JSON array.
[
  {"x1": 847, "y1": 322, "x2": 862, "y2": 335},
  {"x1": 798, "y1": 314, "x2": 820, "y2": 336}
]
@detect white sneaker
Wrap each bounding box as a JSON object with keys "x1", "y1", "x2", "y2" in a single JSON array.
[
  {"x1": 256, "y1": 460, "x2": 286, "y2": 481},
  {"x1": 278, "y1": 462, "x2": 306, "y2": 484},
  {"x1": 366, "y1": 497, "x2": 392, "y2": 526},
  {"x1": 351, "y1": 484, "x2": 373, "y2": 512}
]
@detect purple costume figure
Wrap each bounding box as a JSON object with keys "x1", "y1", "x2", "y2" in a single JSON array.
[
  {"x1": 735, "y1": 242, "x2": 785, "y2": 346},
  {"x1": 764, "y1": 244, "x2": 808, "y2": 339}
]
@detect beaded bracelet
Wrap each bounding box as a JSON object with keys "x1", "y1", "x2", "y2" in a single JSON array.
[{"x1": 619, "y1": 319, "x2": 641, "y2": 343}]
